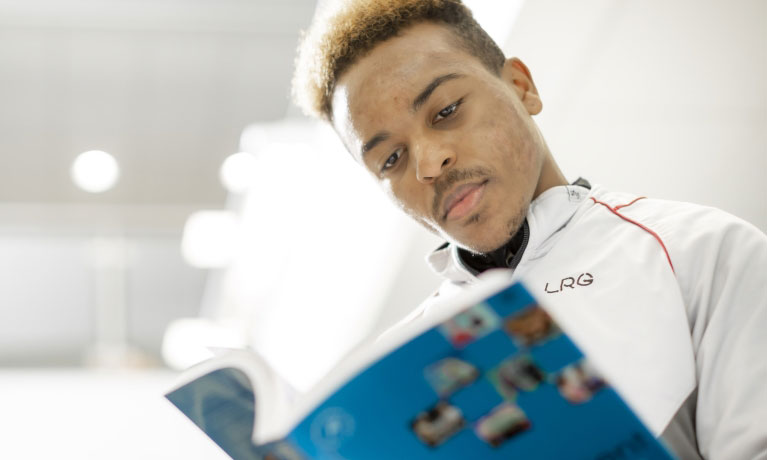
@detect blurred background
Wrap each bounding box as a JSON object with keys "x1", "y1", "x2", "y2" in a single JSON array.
[{"x1": 0, "y1": 0, "x2": 764, "y2": 458}]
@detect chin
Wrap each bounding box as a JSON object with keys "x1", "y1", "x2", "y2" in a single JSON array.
[
  {"x1": 457, "y1": 235, "x2": 509, "y2": 254},
  {"x1": 453, "y1": 209, "x2": 527, "y2": 254},
  {"x1": 448, "y1": 225, "x2": 510, "y2": 253}
]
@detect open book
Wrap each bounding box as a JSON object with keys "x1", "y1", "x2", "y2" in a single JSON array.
[{"x1": 166, "y1": 273, "x2": 677, "y2": 459}]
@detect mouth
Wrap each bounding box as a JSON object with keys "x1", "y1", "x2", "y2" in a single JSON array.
[{"x1": 442, "y1": 179, "x2": 489, "y2": 221}]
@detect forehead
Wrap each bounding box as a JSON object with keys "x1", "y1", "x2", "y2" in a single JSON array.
[{"x1": 331, "y1": 22, "x2": 483, "y2": 158}]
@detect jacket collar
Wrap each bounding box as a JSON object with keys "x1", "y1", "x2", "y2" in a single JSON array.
[{"x1": 426, "y1": 182, "x2": 593, "y2": 284}]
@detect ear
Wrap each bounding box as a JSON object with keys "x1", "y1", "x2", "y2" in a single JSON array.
[{"x1": 501, "y1": 57, "x2": 542, "y2": 115}]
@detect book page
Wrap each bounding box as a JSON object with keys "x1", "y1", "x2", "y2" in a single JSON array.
[{"x1": 166, "y1": 350, "x2": 294, "y2": 446}]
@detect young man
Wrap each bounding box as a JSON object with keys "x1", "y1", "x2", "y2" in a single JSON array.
[{"x1": 292, "y1": 1, "x2": 767, "y2": 459}]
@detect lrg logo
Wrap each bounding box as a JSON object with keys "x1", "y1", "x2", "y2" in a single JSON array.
[{"x1": 544, "y1": 273, "x2": 594, "y2": 294}]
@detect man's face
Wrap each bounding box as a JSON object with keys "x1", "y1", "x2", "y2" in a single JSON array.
[{"x1": 331, "y1": 22, "x2": 549, "y2": 253}]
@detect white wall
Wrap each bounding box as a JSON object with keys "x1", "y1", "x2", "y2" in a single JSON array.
[
  {"x1": 508, "y1": 0, "x2": 766, "y2": 231},
  {"x1": 0, "y1": 204, "x2": 208, "y2": 364}
]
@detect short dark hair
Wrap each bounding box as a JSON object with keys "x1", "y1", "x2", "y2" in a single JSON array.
[{"x1": 292, "y1": 0, "x2": 506, "y2": 121}]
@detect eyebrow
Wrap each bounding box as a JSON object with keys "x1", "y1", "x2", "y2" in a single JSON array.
[
  {"x1": 411, "y1": 73, "x2": 464, "y2": 112},
  {"x1": 360, "y1": 73, "x2": 464, "y2": 159},
  {"x1": 361, "y1": 131, "x2": 391, "y2": 158}
]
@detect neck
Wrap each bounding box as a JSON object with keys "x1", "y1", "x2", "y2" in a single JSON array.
[{"x1": 533, "y1": 153, "x2": 568, "y2": 199}]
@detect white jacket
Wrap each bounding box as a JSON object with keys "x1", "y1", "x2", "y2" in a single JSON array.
[{"x1": 409, "y1": 183, "x2": 767, "y2": 460}]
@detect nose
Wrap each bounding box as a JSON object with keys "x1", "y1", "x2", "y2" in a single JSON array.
[{"x1": 414, "y1": 142, "x2": 456, "y2": 184}]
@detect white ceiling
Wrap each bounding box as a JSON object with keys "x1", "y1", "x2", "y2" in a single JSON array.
[{"x1": 0, "y1": 0, "x2": 317, "y2": 206}]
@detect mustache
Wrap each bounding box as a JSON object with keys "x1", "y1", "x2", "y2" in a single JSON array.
[{"x1": 432, "y1": 167, "x2": 492, "y2": 219}]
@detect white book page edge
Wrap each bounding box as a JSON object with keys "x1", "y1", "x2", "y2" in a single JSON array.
[{"x1": 165, "y1": 349, "x2": 293, "y2": 445}]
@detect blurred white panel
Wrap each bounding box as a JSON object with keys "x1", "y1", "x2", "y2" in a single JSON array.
[
  {"x1": 220, "y1": 152, "x2": 258, "y2": 194},
  {"x1": 181, "y1": 211, "x2": 240, "y2": 269}
]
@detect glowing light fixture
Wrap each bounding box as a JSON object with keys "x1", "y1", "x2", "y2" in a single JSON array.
[
  {"x1": 219, "y1": 151, "x2": 258, "y2": 193},
  {"x1": 70, "y1": 150, "x2": 120, "y2": 193}
]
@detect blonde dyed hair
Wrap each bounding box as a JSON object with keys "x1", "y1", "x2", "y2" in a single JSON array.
[{"x1": 292, "y1": 0, "x2": 505, "y2": 121}]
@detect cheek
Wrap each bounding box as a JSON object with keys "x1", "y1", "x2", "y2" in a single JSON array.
[
  {"x1": 385, "y1": 179, "x2": 437, "y2": 230},
  {"x1": 487, "y1": 104, "x2": 540, "y2": 173},
  {"x1": 477, "y1": 112, "x2": 527, "y2": 166},
  {"x1": 387, "y1": 181, "x2": 418, "y2": 215}
]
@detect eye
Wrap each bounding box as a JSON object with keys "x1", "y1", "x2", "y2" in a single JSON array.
[
  {"x1": 433, "y1": 98, "x2": 463, "y2": 124},
  {"x1": 381, "y1": 148, "x2": 402, "y2": 172}
]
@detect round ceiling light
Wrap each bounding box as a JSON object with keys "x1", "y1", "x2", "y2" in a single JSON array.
[{"x1": 71, "y1": 150, "x2": 120, "y2": 193}]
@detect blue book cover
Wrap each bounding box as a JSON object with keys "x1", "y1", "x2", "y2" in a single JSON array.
[{"x1": 166, "y1": 278, "x2": 677, "y2": 460}]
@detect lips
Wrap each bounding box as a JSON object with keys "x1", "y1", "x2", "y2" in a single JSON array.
[{"x1": 442, "y1": 180, "x2": 488, "y2": 221}]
